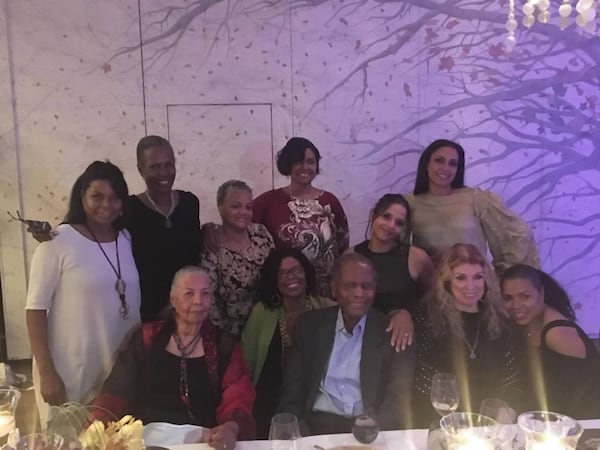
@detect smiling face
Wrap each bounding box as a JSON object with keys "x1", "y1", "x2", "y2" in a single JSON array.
[
  {"x1": 427, "y1": 146, "x2": 459, "y2": 191},
  {"x1": 171, "y1": 271, "x2": 212, "y2": 326},
  {"x1": 502, "y1": 277, "x2": 545, "y2": 327},
  {"x1": 449, "y1": 263, "x2": 485, "y2": 312},
  {"x1": 332, "y1": 260, "x2": 376, "y2": 325},
  {"x1": 218, "y1": 188, "x2": 253, "y2": 231},
  {"x1": 371, "y1": 203, "x2": 407, "y2": 244},
  {"x1": 289, "y1": 148, "x2": 318, "y2": 186},
  {"x1": 277, "y1": 256, "x2": 307, "y2": 301},
  {"x1": 81, "y1": 180, "x2": 123, "y2": 228},
  {"x1": 137, "y1": 145, "x2": 176, "y2": 195}
]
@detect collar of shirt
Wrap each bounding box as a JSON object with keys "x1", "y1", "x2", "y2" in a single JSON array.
[{"x1": 335, "y1": 308, "x2": 366, "y2": 338}]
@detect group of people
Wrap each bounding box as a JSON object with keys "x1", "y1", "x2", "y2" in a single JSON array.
[{"x1": 23, "y1": 136, "x2": 600, "y2": 448}]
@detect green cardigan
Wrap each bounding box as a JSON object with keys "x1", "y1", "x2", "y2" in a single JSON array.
[{"x1": 240, "y1": 296, "x2": 333, "y2": 385}]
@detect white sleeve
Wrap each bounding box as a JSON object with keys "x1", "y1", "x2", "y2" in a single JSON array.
[{"x1": 26, "y1": 241, "x2": 62, "y2": 310}]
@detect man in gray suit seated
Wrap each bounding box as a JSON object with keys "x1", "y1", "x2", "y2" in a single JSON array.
[{"x1": 278, "y1": 252, "x2": 415, "y2": 435}]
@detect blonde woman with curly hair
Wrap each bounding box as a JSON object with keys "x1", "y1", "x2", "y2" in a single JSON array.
[{"x1": 411, "y1": 244, "x2": 522, "y2": 427}]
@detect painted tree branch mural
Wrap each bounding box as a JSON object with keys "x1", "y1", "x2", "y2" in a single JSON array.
[{"x1": 108, "y1": 0, "x2": 600, "y2": 325}]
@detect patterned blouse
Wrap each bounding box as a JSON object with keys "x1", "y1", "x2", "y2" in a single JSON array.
[
  {"x1": 201, "y1": 223, "x2": 275, "y2": 336},
  {"x1": 252, "y1": 188, "x2": 349, "y2": 297}
]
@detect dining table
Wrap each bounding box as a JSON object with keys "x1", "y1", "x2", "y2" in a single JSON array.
[{"x1": 146, "y1": 419, "x2": 600, "y2": 449}]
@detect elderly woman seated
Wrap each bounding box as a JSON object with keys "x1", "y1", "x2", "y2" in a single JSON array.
[{"x1": 93, "y1": 266, "x2": 255, "y2": 449}]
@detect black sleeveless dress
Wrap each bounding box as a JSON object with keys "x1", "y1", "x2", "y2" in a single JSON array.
[
  {"x1": 354, "y1": 241, "x2": 421, "y2": 315},
  {"x1": 520, "y1": 319, "x2": 600, "y2": 419}
]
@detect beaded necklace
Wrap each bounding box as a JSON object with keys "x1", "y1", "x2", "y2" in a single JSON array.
[
  {"x1": 173, "y1": 329, "x2": 203, "y2": 421},
  {"x1": 278, "y1": 297, "x2": 313, "y2": 370}
]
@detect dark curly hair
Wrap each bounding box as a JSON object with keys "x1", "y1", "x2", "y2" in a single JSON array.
[
  {"x1": 64, "y1": 160, "x2": 128, "y2": 230},
  {"x1": 276, "y1": 137, "x2": 321, "y2": 176},
  {"x1": 413, "y1": 139, "x2": 466, "y2": 195},
  {"x1": 257, "y1": 248, "x2": 317, "y2": 310},
  {"x1": 501, "y1": 264, "x2": 576, "y2": 321}
]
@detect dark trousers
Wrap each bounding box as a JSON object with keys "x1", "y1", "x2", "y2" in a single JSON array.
[{"x1": 305, "y1": 410, "x2": 354, "y2": 435}]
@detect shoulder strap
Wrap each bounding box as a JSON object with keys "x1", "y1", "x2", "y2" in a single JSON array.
[{"x1": 540, "y1": 319, "x2": 577, "y2": 342}]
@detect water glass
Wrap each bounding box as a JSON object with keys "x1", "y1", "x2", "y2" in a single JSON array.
[
  {"x1": 430, "y1": 373, "x2": 460, "y2": 417},
  {"x1": 269, "y1": 413, "x2": 301, "y2": 450},
  {"x1": 480, "y1": 398, "x2": 516, "y2": 424},
  {"x1": 440, "y1": 412, "x2": 499, "y2": 450},
  {"x1": 517, "y1": 411, "x2": 583, "y2": 450},
  {"x1": 14, "y1": 433, "x2": 64, "y2": 450}
]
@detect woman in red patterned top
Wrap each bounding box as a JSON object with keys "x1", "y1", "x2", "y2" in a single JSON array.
[{"x1": 253, "y1": 137, "x2": 349, "y2": 297}]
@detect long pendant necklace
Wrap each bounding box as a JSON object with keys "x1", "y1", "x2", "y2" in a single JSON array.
[
  {"x1": 145, "y1": 190, "x2": 175, "y2": 228},
  {"x1": 173, "y1": 329, "x2": 202, "y2": 421},
  {"x1": 84, "y1": 224, "x2": 129, "y2": 319},
  {"x1": 464, "y1": 316, "x2": 481, "y2": 360}
]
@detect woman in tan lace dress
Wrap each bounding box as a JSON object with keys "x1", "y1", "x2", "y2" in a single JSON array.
[{"x1": 406, "y1": 139, "x2": 538, "y2": 273}]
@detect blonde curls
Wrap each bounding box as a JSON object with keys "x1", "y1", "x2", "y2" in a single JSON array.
[{"x1": 426, "y1": 244, "x2": 508, "y2": 340}]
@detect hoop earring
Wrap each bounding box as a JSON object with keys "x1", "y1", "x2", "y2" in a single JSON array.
[{"x1": 271, "y1": 292, "x2": 282, "y2": 307}]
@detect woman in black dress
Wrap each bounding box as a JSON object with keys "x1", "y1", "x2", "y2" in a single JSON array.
[
  {"x1": 352, "y1": 194, "x2": 433, "y2": 351},
  {"x1": 124, "y1": 135, "x2": 202, "y2": 321},
  {"x1": 413, "y1": 244, "x2": 521, "y2": 428},
  {"x1": 501, "y1": 264, "x2": 600, "y2": 419}
]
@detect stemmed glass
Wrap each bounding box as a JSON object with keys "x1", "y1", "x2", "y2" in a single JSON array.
[
  {"x1": 269, "y1": 413, "x2": 301, "y2": 450},
  {"x1": 430, "y1": 373, "x2": 460, "y2": 417}
]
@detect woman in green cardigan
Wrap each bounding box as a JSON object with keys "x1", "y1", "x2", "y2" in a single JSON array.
[{"x1": 241, "y1": 247, "x2": 333, "y2": 438}]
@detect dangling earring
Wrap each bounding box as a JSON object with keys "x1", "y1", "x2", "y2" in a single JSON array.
[{"x1": 271, "y1": 292, "x2": 282, "y2": 307}]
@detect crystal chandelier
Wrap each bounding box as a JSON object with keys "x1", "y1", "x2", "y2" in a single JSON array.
[{"x1": 505, "y1": 0, "x2": 598, "y2": 49}]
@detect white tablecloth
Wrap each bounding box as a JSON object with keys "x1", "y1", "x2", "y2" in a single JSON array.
[{"x1": 163, "y1": 419, "x2": 600, "y2": 450}]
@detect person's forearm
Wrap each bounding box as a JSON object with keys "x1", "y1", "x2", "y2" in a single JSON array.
[{"x1": 26, "y1": 309, "x2": 56, "y2": 374}]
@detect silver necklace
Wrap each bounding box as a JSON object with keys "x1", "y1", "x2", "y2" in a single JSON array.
[
  {"x1": 84, "y1": 224, "x2": 128, "y2": 319},
  {"x1": 464, "y1": 316, "x2": 481, "y2": 359},
  {"x1": 145, "y1": 190, "x2": 175, "y2": 228}
]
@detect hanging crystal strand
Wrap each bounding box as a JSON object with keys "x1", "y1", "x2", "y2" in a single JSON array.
[
  {"x1": 523, "y1": 0, "x2": 538, "y2": 27},
  {"x1": 559, "y1": 0, "x2": 573, "y2": 29},
  {"x1": 575, "y1": 0, "x2": 597, "y2": 31},
  {"x1": 505, "y1": 0, "x2": 517, "y2": 51},
  {"x1": 537, "y1": 0, "x2": 551, "y2": 23}
]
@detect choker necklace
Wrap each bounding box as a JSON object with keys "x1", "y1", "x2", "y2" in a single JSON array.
[
  {"x1": 173, "y1": 328, "x2": 203, "y2": 421},
  {"x1": 464, "y1": 315, "x2": 481, "y2": 359},
  {"x1": 145, "y1": 190, "x2": 175, "y2": 228},
  {"x1": 84, "y1": 224, "x2": 128, "y2": 319}
]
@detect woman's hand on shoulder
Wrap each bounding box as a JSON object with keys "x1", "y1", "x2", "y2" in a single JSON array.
[
  {"x1": 204, "y1": 420, "x2": 238, "y2": 449},
  {"x1": 201, "y1": 223, "x2": 221, "y2": 253},
  {"x1": 545, "y1": 325, "x2": 587, "y2": 359},
  {"x1": 386, "y1": 309, "x2": 414, "y2": 352},
  {"x1": 408, "y1": 245, "x2": 433, "y2": 287}
]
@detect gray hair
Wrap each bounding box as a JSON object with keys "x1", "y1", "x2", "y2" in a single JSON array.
[
  {"x1": 332, "y1": 252, "x2": 377, "y2": 283},
  {"x1": 170, "y1": 265, "x2": 210, "y2": 294},
  {"x1": 216, "y1": 179, "x2": 252, "y2": 205}
]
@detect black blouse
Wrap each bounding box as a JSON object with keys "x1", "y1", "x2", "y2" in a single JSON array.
[
  {"x1": 136, "y1": 351, "x2": 219, "y2": 426},
  {"x1": 123, "y1": 191, "x2": 202, "y2": 322},
  {"x1": 413, "y1": 307, "x2": 522, "y2": 427},
  {"x1": 354, "y1": 241, "x2": 421, "y2": 315},
  {"x1": 518, "y1": 319, "x2": 600, "y2": 419}
]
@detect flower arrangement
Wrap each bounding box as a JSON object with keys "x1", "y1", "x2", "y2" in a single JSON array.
[
  {"x1": 47, "y1": 403, "x2": 144, "y2": 450},
  {"x1": 78, "y1": 415, "x2": 144, "y2": 450}
]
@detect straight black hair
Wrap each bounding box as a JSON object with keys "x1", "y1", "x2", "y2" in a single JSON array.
[{"x1": 413, "y1": 139, "x2": 466, "y2": 195}]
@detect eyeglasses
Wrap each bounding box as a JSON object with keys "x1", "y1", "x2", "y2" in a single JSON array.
[{"x1": 278, "y1": 266, "x2": 304, "y2": 279}]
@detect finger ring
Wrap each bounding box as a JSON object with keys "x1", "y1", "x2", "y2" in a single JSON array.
[{"x1": 404, "y1": 333, "x2": 409, "y2": 336}]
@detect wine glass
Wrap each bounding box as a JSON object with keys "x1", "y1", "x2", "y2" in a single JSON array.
[
  {"x1": 430, "y1": 373, "x2": 459, "y2": 417},
  {"x1": 479, "y1": 398, "x2": 516, "y2": 424},
  {"x1": 352, "y1": 406, "x2": 379, "y2": 444},
  {"x1": 269, "y1": 413, "x2": 301, "y2": 450}
]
